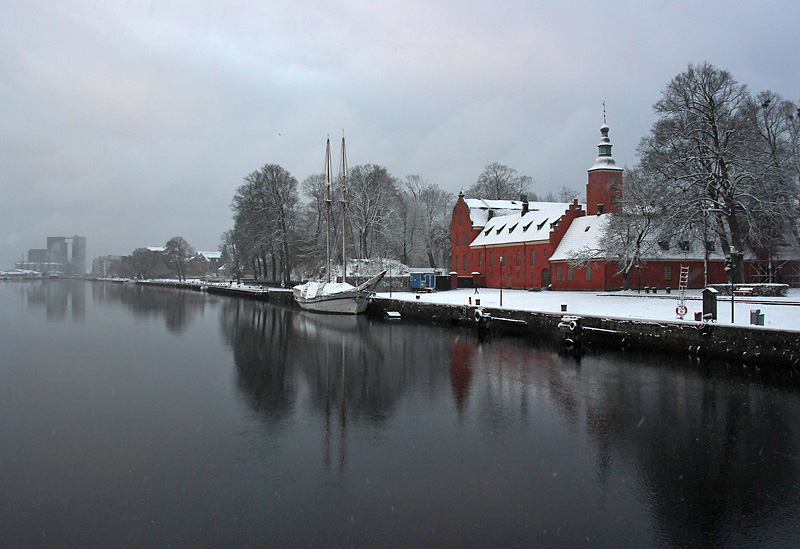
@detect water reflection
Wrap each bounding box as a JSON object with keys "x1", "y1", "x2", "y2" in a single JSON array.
[
  {"x1": 92, "y1": 281, "x2": 208, "y2": 333},
  {"x1": 217, "y1": 296, "x2": 800, "y2": 546},
  {"x1": 219, "y1": 300, "x2": 426, "y2": 426},
  {"x1": 5, "y1": 280, "x2": 796, "y2": 545},
  {"x1": 11, "y1": 279, "x2": 87, "y2": 320}
]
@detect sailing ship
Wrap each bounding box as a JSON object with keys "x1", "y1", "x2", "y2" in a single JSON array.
[{"x1": 293, "y1": 136, "x2": 386, "y2": 314}]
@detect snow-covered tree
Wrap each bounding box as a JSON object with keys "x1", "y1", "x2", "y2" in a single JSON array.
[
  {"x1": 345, "y1": 164, "x2": 400, "y2": 260},
  {"x1": 466, "y1": 162, "x2": 532, "y2": 200},
  {"x1": 231, "y1": 164, "x2": 299, "y2": 282},
  {"x1": 569, "y1": 166, "x2": 666, "y2": 290},
  {"x1": 402, "y1": 175, "x2": 454, "y2": 268},
  {"x1": 165, "y1": 236, "x2": 195, "y2": 281},
  {"x1": 638, "y1": 62, "x2": 798, "y2": 283}
]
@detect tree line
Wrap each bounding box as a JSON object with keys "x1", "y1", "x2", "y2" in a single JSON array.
[
  {"x1": 222, "y1": 158, "x2": 459, "y2": 283},
  {"x1": 220, "y1": 152, "x2": 580, "y2": 283},
  {"x1": 118, "y1": 236, "x2": 196, "y2": 280},
  {"x1": 121, "y1": 62, "x2": 798, "y2": 287}
]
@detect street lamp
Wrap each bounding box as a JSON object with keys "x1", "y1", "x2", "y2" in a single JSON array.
[
  {"x1": 500, "y1": 254, "x2": 505, "y2": 307},
  {"x1": 725, "y1": 254, "x2": 734, "y2": 323}
]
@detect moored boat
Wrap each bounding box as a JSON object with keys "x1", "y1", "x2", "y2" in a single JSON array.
[
  {"x1": 293, "y1": 270, "x2": 387, "y2": 314},
  {"x1": 293, "y1": 136, "x2": 385, "y2": 314}
]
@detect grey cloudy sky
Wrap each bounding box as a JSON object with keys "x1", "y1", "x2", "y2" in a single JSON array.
[{"x1": 1, "y1": 0, "x2": 798, "y2": 268}]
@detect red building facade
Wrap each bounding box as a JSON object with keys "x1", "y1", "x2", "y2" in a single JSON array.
[{"x1": 451, "y1": 124, "x2": 795, "y2": 291}]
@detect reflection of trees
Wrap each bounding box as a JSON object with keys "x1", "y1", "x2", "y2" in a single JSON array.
[
  {"x1": 449, "y1": 337, "x2": 800, "y2": 545},
  {"x1": 214, "y1": 295, "x2": 800, "y2": 543},
  {"x1": 220, "y1": 300, "x2": 297, "y2": 423},
  {"x1": 218, "y1": 301, "x2": 456, "y2": 470},
  {"x1": 93, "y1": 282, "x2": 206, "y2": 333},
  {"x1": 579, "y1": 358, "x2": 800, "y2": 547}
]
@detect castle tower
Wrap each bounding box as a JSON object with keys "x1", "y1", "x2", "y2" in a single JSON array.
[{"x1": 586, "y1": 124, "x2": 623, "y2": 215}]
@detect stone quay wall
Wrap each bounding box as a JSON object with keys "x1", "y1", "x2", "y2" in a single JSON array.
[{"x1": 369, "y1": 297, "x2": 800, "y2": 368}]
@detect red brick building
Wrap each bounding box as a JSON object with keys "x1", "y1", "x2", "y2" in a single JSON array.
[{"x1": 450, "y1": 124, "x2": 795, "y2": 290}]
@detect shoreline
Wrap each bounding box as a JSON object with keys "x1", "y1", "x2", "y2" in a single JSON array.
[{"x1": 95, "y1": 278, "x2": 800, "y2": 369}]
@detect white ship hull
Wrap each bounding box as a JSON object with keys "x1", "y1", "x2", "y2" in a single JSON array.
[{"x1": 293, "y1": 271, "x2": 386, "y2": 315}]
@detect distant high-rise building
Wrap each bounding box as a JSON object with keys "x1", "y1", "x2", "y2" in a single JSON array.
[
  {"x1": 47, "y1": 237, "x2": 69, "y2": 266},
  {"x1": 16, "y1": 236, "x2": 87, "y2": 276},
  {"x1": 71, "y1": 235, "x2": 86, "y2": 275}
]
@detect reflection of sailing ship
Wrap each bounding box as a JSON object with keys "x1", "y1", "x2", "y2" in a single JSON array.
[{"x1": 293, "y1": 137, "x2": 386, "y2": 314}]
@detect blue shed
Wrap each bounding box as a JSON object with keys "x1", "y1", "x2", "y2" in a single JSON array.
[{"x1": 409, "y1": 270, "x2": 436, "y2": 292}]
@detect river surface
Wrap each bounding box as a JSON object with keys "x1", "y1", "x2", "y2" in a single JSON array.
[{"x1": 1, "y1": 279, "x2": 799, "y2": 547}]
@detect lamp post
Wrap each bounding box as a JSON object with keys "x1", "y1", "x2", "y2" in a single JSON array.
[
  {"x1": 500, "y1": 254, "x2": 505, "y2": 307},
  {"x1": 725, "y1": 253, "x2": 734, "y2": 323}
]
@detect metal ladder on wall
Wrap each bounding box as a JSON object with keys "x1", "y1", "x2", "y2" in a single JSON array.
[
  {"x1": 679, "y1": 266, "x2": 689, "y2": 293},
  {"x1": 676, "y1": 266, "x2": 690, "y2": 319}
]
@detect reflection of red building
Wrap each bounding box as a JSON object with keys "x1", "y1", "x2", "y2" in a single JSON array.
[
  {"x1": 451, "y1": 125, "x2": 796, "y2": 290},
  {"x1": 450, "y1": 339, "x2": 474, "y2": 414}
]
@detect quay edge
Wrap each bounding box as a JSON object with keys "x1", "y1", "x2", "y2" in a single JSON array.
[
  {"x1": 104, "y1": 280, "x2": 800, "y2": 369},
  {"x1": 368, "y1": 297, "x2": 800, "y2": 369}
]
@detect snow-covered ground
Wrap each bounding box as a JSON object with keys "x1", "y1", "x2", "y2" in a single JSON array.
[{"x1": 376, "y1": 288, "x2": 800, "y2": 331}]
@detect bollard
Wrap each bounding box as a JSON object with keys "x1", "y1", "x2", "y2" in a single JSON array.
[
  {"x1": 475, "y1": 298, "x2": 480, "y2": 306},
  {"x1": 561, "y1": 304, "x2": 567, "y2": 312},
  {"x1": 469, "y1": 296, "x2": 472, "y2": 305}
]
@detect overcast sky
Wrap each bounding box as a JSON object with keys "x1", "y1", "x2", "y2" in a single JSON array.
[{"x1": 1, "y1": 0, "x2": 798, "y2": 268}]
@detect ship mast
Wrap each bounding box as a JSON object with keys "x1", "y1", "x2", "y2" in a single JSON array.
[
  {"x1": 340, "y1": 134, "x2": 348, "y2": 284},
  {"x1": 325, "y1": 137, "x2": 332, "y2": 282}
]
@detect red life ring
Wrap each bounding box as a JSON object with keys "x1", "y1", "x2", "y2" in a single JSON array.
[{"x1": 676, "y1": 305, "x2": 687, "y2": 316}]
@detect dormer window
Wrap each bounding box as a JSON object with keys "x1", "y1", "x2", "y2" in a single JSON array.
[
  {"x1": 705, "y1": 240, "x2": 715, "y2": 252},
  {"x1": 508, "y1": 223, "x2": 518, "y2": 233},
  {"x1": 495, "y1": 223, "x2": 506, "y2": 235},
  {"x1": 678, "y1": 241, "x2": 690, "y2": 251},
  {"x1": 523, "y1": 221, "x2": 533, "y2": 231},
  {"x1": 658, "y1": 240, "x2": 670, "y2": 250},
  {"x1": 584, "y1": 225, "x2": 591, "y2": 232},
  {"x1": 536, "y1": 218, "x2": 549, "y2": 231}
]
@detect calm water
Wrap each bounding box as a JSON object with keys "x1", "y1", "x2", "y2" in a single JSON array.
[{"x1": 1, "y1": 280, "x2": 799, "y2": 547}]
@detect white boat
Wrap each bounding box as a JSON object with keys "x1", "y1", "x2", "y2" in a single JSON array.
[
  {"x1": 293, "y1": 270, "x2": 387, "y2": 314},
  {"x1": 293, "y1": 136, "x2": 386, "y2": 314}
]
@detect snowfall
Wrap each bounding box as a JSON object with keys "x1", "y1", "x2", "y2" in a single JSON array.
[{"x1": 375, "y1": 287, "x2": 800, "y2": 332}]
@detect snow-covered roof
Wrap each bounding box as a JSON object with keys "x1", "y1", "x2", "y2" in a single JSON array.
[
  {"x1": 550, "y1": 215, "x2": 609, "y2": 261},
  {"x1": 551, "y1": 213, "x2": 753, "y2": 262},
  {"x1": 463, "y1": 198, "x2": 524, "y2": 228},
  {"x1": 588, "y1": 156, "x2": 623, "y2": 171},
  {"x1": 147, "y1": 246, "x2": 166, "y2": 252},
  {"x1": 198, "y1": 251, "x2": 222, "y2": 261},
  {"x1": 588, "y1": 124, "x2": 624, "y2": 172},
  {"x1": 469, "y1": 203, "x2": 572, "y2": 248},
  {"x1": 1, "y1": 268, "x2": 41, "y2": 276}
]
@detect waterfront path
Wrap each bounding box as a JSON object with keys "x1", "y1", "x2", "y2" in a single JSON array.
[{"x1": 375, "y1": 288, "x2": 800, "y2": 331}]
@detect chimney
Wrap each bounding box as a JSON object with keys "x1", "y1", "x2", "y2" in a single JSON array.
[
  {"x1": 521, "y1": 194, "x2": 529, "y2": 216},
  {"x1": 597, "y1": 204, "x2": 604, "y2": 215}
]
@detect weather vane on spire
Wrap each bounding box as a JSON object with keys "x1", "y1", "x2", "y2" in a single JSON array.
[{"x1": 603, "y1": 101, "x2": 606, "y2": 125}]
